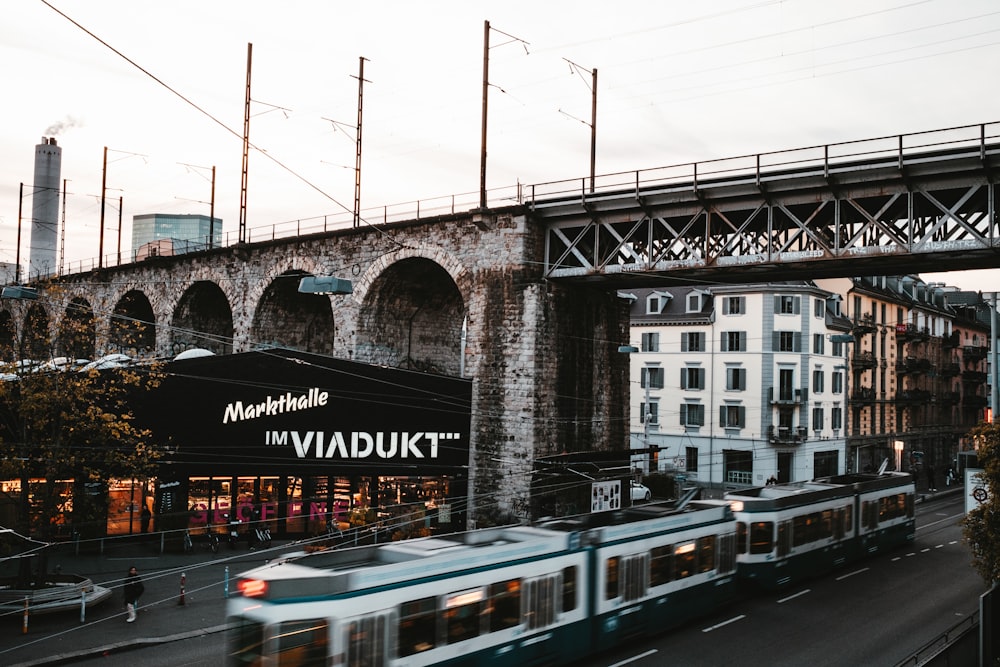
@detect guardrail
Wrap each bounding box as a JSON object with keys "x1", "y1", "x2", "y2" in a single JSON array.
[{"x1": 893, "y1": 610, "x2": 979, "y2": 667}]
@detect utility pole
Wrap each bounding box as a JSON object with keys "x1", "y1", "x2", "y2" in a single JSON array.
[
  {"x1": 352, "y1": 56, "x2": 370, "y2": 228},
  {"x1": 479, "y1": 20, "x2": 489, "y2": 210},
  {"x1": 99, "y1": 146, "x2": 107, "y2": 268},
  {"x1": 239, "y1": 43, "x2": 252, "y2": 244},
  {"x1": 16, "y1": 183, "x2": 23, "y2": 283}
]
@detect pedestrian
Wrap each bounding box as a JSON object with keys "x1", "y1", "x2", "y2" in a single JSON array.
[
  {"x1": 926, "y1": 464, "x2": 936, "y2": 492},
  {"x1": 124, "y1": 565, "x2": 144, "y2": 623},
  {"x1": 140, "y1": 505, "x2": 152, "y2": 534},
  {"x1": 766, "y1": 475, "x2": 777, "y2": 486}
]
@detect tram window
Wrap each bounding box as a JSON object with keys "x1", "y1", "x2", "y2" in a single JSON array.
[
  {"x1": 736, "y1": 522, "x2": 747, "y2": 554},
  {"x1": 605, "y1": 556, "x2": 620, "y2": 599},
  {"x1": 749, "y1": 521, "x2": 774, "y2": 555},
  {"x1": 226, "y1": 617, "x2": 264, "y2": 666},
  {"x1": 792, "y1": 514, "x2": 810, "y2": 547},
  {"x1": 562, "y1": 566, "x2": 578, "y2": 612},
  {"x1": 843, "y1": 505, "x2": 853, "y2": 534},
  {"x1": 275, "y1": 619, "x2": 327, "y2": 667},
  {"x1": 488, "y1": 580, "x2": 521, "y2": 632},
  {"x1": 776, "y1": 521, "x2": 791, "y2": 557},
  {"x1": 673, "y1": 543, "x2": 696, "y2": 580},
  {"x1": 622, "y1": 554, "x2": 648, "y2": 602},
  {"x1": 345, "y1": 615, "x2": 386, "y2": 667},
  {"x1": 443, "y1": 590, "x2": 482, "y2": 644},
  {"x1": 398, "y1": 597, "x2": 437, "y2": 657},
  {"x1": 819, "y1": 510, "x2": 833, "y2": 540},
  {"x1": 834, "y1": 508, "x2": 844, "y2": 541},
  {"x1": 906, "y1": 493, "x2": 914, "y2": 518},
  {"x1": 717, "y1": 533, "x2": 737, "y2": 574},
  {"x1": 650, "y1": 545, "x2": 673, "y2": 586},
  {"x1": 697, "y1": 535, "x2": 716, "y2": 573},
  {"x1": 525, "y1": 576, "x2": 558, "y2": 629}
]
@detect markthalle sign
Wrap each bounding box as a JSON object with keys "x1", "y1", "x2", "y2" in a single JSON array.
[{"x1": 147, "y1": 348, "x2": 473, "y2": 475}]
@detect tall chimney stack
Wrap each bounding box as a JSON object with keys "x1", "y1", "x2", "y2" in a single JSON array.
[{"x1": 30, "y1": 136, "x2": 61, "y2": 279}]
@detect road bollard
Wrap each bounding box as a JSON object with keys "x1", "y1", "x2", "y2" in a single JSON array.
[
  {"x1": 178, "y1": 572, "x2": 186, "y2": 606},
  {"x1": 80, "y1": 588, "x2": 86, "y2": 624},
  {"x1": 224, "y1": 566, "x2": 229, "y2": 599},
  {"x1": 22, "y1": 597, "x2": 28, "y2": 634}
]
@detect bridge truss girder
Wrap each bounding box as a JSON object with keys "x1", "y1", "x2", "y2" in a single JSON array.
[{"x1": 535, "y1": 143, "x2": 1000, "y2": 287}]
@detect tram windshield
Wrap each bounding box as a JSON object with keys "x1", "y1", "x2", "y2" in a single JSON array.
[{"x1": 227, "y1": 617, "x2": 264, "y2": 666}]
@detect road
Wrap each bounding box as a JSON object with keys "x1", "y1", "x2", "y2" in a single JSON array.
[{"x1": 584, "y1": 494, "x2": 981, "y2": 667}]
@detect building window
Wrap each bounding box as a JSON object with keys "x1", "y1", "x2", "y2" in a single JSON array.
[
  {"x1": 687, "y1": 293, "x2": 702, "y2": 313},
  {"x1": 719, "y1": 405, "x2": 746, "y2": 429},
  {"x1": 832, "y1": 371, "x2": 843, "y2": 394},
  {"x1": 812, "y1": 369, "x2": 824, "y2": 394},
  {"x1": 681, "y1": 366, "x2": 705, "y2": 390},
  {"x1": 813, "y1": 334, "x2": 824, "y2": 355},
  {"x1": 723, "y1": 296, "x2": 745, "y2": 315},
  {"x1": 681, "y1": 331, "x2": 705, "y2": 352},
  {"x1": 641, "y1": 401, "x2": 659, "y2": 426},
  {"x1": 641, "y1": 366, "x2": 664, "y2": 389},
  {"x1": 832, "y1": 340, "x2": 844, "y2": 357},
  {"x1": 831, "y1": 406, "x2": 842, "y2": 430},
  {"x1": 721, "y1": 331, "x2": 747, "y2": 352},
  {"x1": 680, "y1": 403, "x2": 704, "y2": 427},
  {"x1": 776, "y1": 295, "x2": 800, "y2": 314},
  {"x1": 641, "y1": 332, "x2": 659, "y2": 352},
  {"x1": 812, "y1": 407, "x2": 824, "y2": 430},
  {"x1": 774, "y1": 331, "x2": 800, "y2": 352},
  {"x1": 726, "y1": 366, "x2": 746, "y2": 391},
  {"x1": 778, "y1": 368, "x2": 795, "y2": 401},
  {"x1": 686, "y1": 446, "x2": 698, "y2": 472},
  {"x1": 814, "y1": 298, "x2": 825, "y2": 318},
  {"x1": 646, "y1": 294, "x2": 663, "y2": 314}
]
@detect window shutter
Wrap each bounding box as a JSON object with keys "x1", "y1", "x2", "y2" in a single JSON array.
[
  {"x1": 793, "y1": 333, "x2": 801, "y2": 352},
  {"x1": 719, "y1": 405, "x2": 726, "y2": 427},
  {"x1": 681, "y1": 334, "x2": 688, "y2": 352},
  {"x1": 738, "y1": 406, "x2": 746, "y2": 427},
  {"x1": 697, "y1": 332, "x2": 704, "y2": 351},
  {"x1": 680, "y1": 369, "x2": 687, "y2": 389},
  {"x1": 680, "y1": 404, "x2": 687, "y2": 425},
  {"x1": 720, "y1": 333, "x2": 728, "y2": 352},
  {"x1": 739, "y1": 331, "x2": 747, "y2": 351},
  {"x1": 773, "y1": 295, "x2": 780, "y2": 312},
  {"x1": 772, "y1": 331, "x2": 779, "y2": 351},
  {"x1": 723, "y1": 299, "x2": 730, "y2": 314},
  {"x1": 793, "y1": 297, "x2": 800, "y2": 314}
]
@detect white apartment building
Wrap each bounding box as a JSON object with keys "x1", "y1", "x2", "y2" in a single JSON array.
[{"x1": 623, "y1": 282, "x2": 851, "y2": 490}]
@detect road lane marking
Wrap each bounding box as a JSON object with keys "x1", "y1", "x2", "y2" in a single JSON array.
[
  {"x1": 777, "y1": 589, "x2": 810, "y2": 604},
  {"x1": 918, "y1": 512, "x2": 965, "y2": 531},
  {"x1": 836, "y1": 567, "x2": 869, "y2": 581},
  {"x1": 608, "y1": 649, "x2": 658, "y2": 666},
  {"x1": 702, "y1": 615, "x2": 746, "y2": 632}
]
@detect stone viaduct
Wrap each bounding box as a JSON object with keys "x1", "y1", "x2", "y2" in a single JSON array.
[{"x1": 0, "y1": 206, "x2": 630, "y2": 525}]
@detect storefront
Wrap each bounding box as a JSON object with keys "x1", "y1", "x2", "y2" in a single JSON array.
[{"x1": 145, "y1": 348, "x2": 473, "y2": 539}]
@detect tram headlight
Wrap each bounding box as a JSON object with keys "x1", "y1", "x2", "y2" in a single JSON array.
[{"x1": 238, "y1": 578, "x2": 268, "y2": 598}]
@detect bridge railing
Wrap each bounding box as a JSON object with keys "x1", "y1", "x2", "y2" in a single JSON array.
[{"x1": 526, "y1": 121, "x2": 1000, "y2": 204}]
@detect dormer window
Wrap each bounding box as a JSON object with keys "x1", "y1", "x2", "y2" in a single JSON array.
[
  {"x1": 646, "y1": 291, "x2": 672, "y2": 315},
  {"x1": 686, "y1": 292, "x2": 702, "y2": 313}
]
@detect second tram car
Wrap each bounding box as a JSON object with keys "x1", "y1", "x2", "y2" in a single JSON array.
[{"x1": 725, "y1": 471, "x2": 916, "y2": 590}]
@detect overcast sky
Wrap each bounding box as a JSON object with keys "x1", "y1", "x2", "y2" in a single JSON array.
[{"x1": 2, "y1": 0, "x2": 999, "y2": 291}]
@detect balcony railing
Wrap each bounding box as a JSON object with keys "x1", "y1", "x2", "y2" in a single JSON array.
[{"x1": 768, "y1": 425, "x2": 807, "y2": 445}]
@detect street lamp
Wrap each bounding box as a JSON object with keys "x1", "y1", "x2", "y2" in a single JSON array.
[
  {"x1": 894, "y1": 440, "x2": 905, "y2": 472},
  {"x1": 298, "y1": 276, "x2": 353, "y2": 295}
]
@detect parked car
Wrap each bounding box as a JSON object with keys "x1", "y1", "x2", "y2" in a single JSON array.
[{"x1": 630, "y1": 480, "x2": 651, "y2": 502}]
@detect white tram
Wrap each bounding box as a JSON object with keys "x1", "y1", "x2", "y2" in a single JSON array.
[{"x1": 226, "y1": 497, "x2": 738, "y2": 666}]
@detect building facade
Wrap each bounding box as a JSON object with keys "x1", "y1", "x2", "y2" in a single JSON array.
[
  {"x1": 131, "y1": 213, "x2": 222, "y2": 261},
  {"x1": 623, "y1": 282, "x2": 851, "y2": 489}
]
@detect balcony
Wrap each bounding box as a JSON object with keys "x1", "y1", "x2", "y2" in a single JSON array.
[
  {"x1": 769, "y1": 387, "x2": 807, "y2": 405},
  {"x1": 852, "y1": 351, "x2": 876, "y2": 369},
  {"x1": 896, "y1": 324, "x2": 930, "y2": 342},
  {"x1": 894, "y1": 389, "x2": 932, "y2": 404},
  {"x1": 852, "y1": 315, "x2": 876, "y2": 335},
  {"x1": 768, "y1": 425, "x2": 807, "y2": 446},
  {"x1": 963, "y1": 394, "x2": 988, "y2": 408},
  {"x1": 895, "y1": 356, "x2": 932, "y2": 375},
  {"x1": 963, "y1": 345, "x2": 988, "y2": 362},
  {"x1": 962, "y1": 370, "x2": 988, "y2": 383},
  {"x1": 851, "y1": 387, "x2": 877, "y2": 403},
  {"x1": 943, "y1": 332, "x2": 959, "y2": 349},
  {"x1": 940, "y1": 362, "x2": 960, "y2": 377}
]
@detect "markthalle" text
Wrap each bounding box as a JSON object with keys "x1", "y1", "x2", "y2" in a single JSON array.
[{"x1": 223, "y1": 388, "x2": 329, "y2": 423}]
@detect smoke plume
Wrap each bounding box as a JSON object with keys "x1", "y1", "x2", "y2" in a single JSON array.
[{"x1": 44, "y1": 116, "x2": 82, "y2": 136}]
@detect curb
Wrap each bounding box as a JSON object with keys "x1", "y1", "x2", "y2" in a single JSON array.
[{"x1": 11, "y1": 624, "x2": 229, "y2": 667}]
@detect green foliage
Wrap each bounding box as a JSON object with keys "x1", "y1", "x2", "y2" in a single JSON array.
[
  {"x1": 0, "y1": 286, "x2": 163, "y2": 538},
  {"x1": 961, "y1": 421, "x2": 1000, "y2": 585}
]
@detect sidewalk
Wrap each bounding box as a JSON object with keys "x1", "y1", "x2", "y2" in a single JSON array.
[{"x1": 2, "y1": 537, "x2": 291, "y2": 667}]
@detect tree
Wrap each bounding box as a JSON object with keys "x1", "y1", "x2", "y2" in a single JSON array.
[
  {"x1": 962, "y1": 421, "x2": 1000, "y2": 585},
  {"x1": 0, "y1": 290, "x2": 163, "y2": 540}
]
